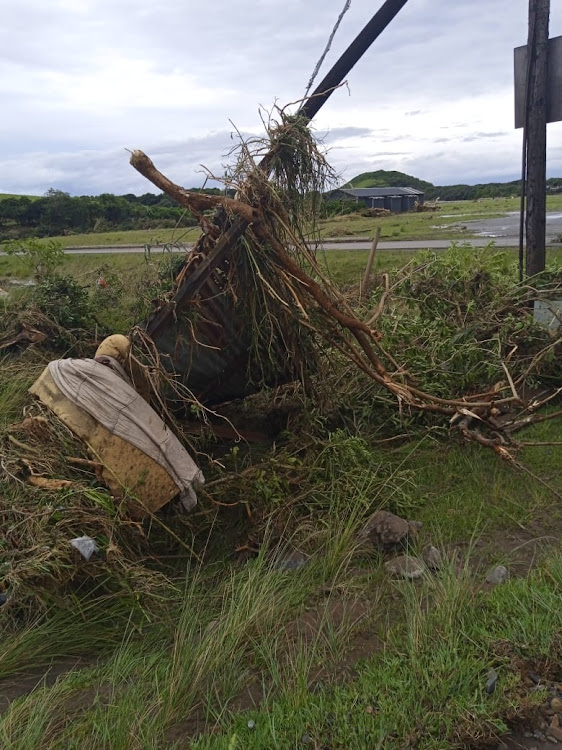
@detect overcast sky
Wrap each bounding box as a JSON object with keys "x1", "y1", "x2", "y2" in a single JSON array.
[{"x1": 2, "y1": 0, "x2": 562, "y2": 196}]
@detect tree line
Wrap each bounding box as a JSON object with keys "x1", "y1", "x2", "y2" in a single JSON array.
[{"x1": 0, "y1": 188, "x2": 228, "y2": 240}]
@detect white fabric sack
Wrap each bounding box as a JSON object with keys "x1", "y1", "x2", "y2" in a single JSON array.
[{"x1": 48, "y1": 357, "x2": 204, "y2": 510}]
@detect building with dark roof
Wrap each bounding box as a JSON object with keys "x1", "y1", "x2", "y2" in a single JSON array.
[{"x1": 328, "y1": 186, "x2": 424, "y2": 213}]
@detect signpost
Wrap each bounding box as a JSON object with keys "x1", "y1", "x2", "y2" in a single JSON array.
[{"x1": 514, "y1": 0, "x2": 556, "y2": 279}]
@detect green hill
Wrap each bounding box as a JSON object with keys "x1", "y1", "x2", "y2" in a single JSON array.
[
  {"x1": 0, "y1": 193, "x2": 39, "y2": 201},
  {"x1": 342, "y1": 171, "x2": 562, "y2": 201},
  {"x1": 344, "y1": 170, "x2": 434, "y2": 193}
]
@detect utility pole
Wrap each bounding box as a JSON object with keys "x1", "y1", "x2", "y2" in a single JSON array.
[{"x1": 525, "y1": 0, "x2": 550, "y2": 277}]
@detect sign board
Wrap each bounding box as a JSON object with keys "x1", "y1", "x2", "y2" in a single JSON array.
[{"x1": 514, "y1": 35, "x2": 562, "y2": 128}]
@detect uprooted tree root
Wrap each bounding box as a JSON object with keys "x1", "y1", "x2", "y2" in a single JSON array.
[{"x1": 128, "y1": 112, "x2": 562, "y2": 462}]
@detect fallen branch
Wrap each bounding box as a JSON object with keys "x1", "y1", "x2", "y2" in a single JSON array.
[{"x1": 129, "y1": 150, "x2": 257, "y2": 224}]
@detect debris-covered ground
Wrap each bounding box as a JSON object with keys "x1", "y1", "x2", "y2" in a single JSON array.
[{"x1": 1, "y1": 114, "x2": 562, "y2": 747}]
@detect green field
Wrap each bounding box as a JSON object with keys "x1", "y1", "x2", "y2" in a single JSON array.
[
  {"x1": 1, "y1": 242, "x2": 562, "y2": 748},
  {"x1": 19, "y1": 194, "x2": 558, "y2": 248},
  {"x1": 321, "y1": 194, "x2": 562, "y2": 240}
]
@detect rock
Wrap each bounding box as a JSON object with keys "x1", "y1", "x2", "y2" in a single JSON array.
[
  {"x1": 422, "y1": 545, "x2": 443, "y2": 570},
  {"x1": 0, "y1": 593, "x2": 7, "y2": 606},
  {"x1": 274, "y1": 550, "x2": 309, "y2": 571},
  {"x1": 247, "y1": 720, "x2": 255, "y2": 730},
  {"x1": 384, "y1": 555, "x2": 425, "y2": 580},
  {"x1": 360, "y1": 510, "x2": 421, "y2": 553},
  {"x1": 551, "y1": 697, "x2": 562, "y2": 712},
  {"x1": 486, "y1": 669, "x2": 498, "y2": 694},
  {"x1": 485, "y1": 565, "x2": 509, "y2": 585}
]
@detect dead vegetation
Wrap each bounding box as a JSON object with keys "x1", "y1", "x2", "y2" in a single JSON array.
[
  {"x1": 0, "y1": 110, "x2": 561, "y2": 635},
  {"x1": 415, "y1": 198, "x2": 441, "y2": 211}
]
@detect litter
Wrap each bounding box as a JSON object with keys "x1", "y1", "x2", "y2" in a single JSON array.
[{"x1": 70, "y1": 536, "x2": 99, "y2": 561}]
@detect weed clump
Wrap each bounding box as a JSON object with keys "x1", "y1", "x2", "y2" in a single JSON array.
[{"x1": 374, "y1": 247, "x2": 561, "y2": 397}]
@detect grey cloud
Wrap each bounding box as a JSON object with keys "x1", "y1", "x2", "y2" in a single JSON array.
[
  {"x1": 321, "y1": 127, "x2": 374, "y2": 142},
  {"x1": 0, "y1": 134, "x2": 237, "y2": 196},
  {"x1": 368, "y1": 152, "x2": 410, "y2": 157},
  {"x1": 1, "y1": 0, "x2": 562, "y2": 194},
  {"x1": 462, "y1": 131, "x2": 509, "y2": 142}
]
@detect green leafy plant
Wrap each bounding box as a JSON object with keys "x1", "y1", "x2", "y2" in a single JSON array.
[
  {"x1": 4, "y1": 238, "x2": 64, "y2": 278},
  {"x1": 33, "y1": 274, "x2": 95, "y2": 331}
]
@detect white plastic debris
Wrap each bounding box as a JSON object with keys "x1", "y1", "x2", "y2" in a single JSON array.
[{"x1": 70, "y1": 536, "x2": 99, "y2": 561}]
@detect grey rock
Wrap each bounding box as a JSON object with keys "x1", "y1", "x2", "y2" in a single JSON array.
[
  {"x1": 485, "y1": 565, "x2": 509, "y2": 585},
  {"x1": 486, "y1": 669, "x2": 498, "y2": 694},
  {"x1": 422, "y1": 545, "x2": 443, "y2": 570},
  {"x1": 247, "y1": 720, "x2": 255, "y2": 730},
  {"x1": 360, "y1": 510, "x2": 421, "y2": 553},
  {"x1": 384, "y1": 555, "x2": 425, "y2": 580},
  {"x1": 274, "y1": 551, "x2": 309, "y2": 571}
]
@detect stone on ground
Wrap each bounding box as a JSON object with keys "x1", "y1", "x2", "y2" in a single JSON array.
[{"x1": 384, "y1": 555, "x2": 425, "y2": 580}]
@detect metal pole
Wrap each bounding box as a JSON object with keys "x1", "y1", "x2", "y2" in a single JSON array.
[
  {"x1": 525, "y1": 0, "x2": 550, "y2": 277},
  {"x1": 298, "y1": 0, "x2": 410, "y2": 121}
]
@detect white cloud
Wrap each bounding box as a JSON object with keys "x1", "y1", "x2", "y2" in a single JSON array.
[{"x1": 1, "y1": 0, "x2": 562, "y2": 194}]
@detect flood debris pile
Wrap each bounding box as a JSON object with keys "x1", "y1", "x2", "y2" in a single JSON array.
[
  {"x1": 1, "y1": 111, "x2": 562, "y2": 624},
  {"x1": 129, "y1": 116, "x2": 562, "y2": 453}
]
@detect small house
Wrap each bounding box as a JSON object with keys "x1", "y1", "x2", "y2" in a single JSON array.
[{"x1": 328, "y1": 187, "x2": 424, "y2": 213}]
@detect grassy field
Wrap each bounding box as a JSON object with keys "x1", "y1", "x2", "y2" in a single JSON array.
[
  {"x1": 16, "y1": 194, "x2": 560, "y2": 248},
  {"x1": 0, "y1": 405, "x2": 560, "y2": 749},
  {"x1": 1, "y1": 245, "x2": 562, "y2": 748},
  {"x1": 320, "y1": 193, "x2": 562, "y2": 240},
  {"x1": 27, "y1": 226, "x2": 202, "y2": 249}
]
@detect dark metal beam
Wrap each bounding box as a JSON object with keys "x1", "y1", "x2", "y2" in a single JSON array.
[{"x1": 298, "y1": 0, "x2": 410, "y2": 121}]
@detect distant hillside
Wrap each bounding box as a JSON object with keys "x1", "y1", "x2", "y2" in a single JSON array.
[
  {"x1": 0, "y1": 193, "x2": 39, "y2": 201},
  {"x1": 342, "y1": 171, "x2": 562, "y2": 201},
  {"x1": 344, "y1": 170, "x2": 433, "y2": 193}
]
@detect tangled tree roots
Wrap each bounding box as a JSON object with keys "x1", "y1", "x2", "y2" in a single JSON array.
[{"x1": 129, "y1": 111, "x2": 562, "y2": 458}]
